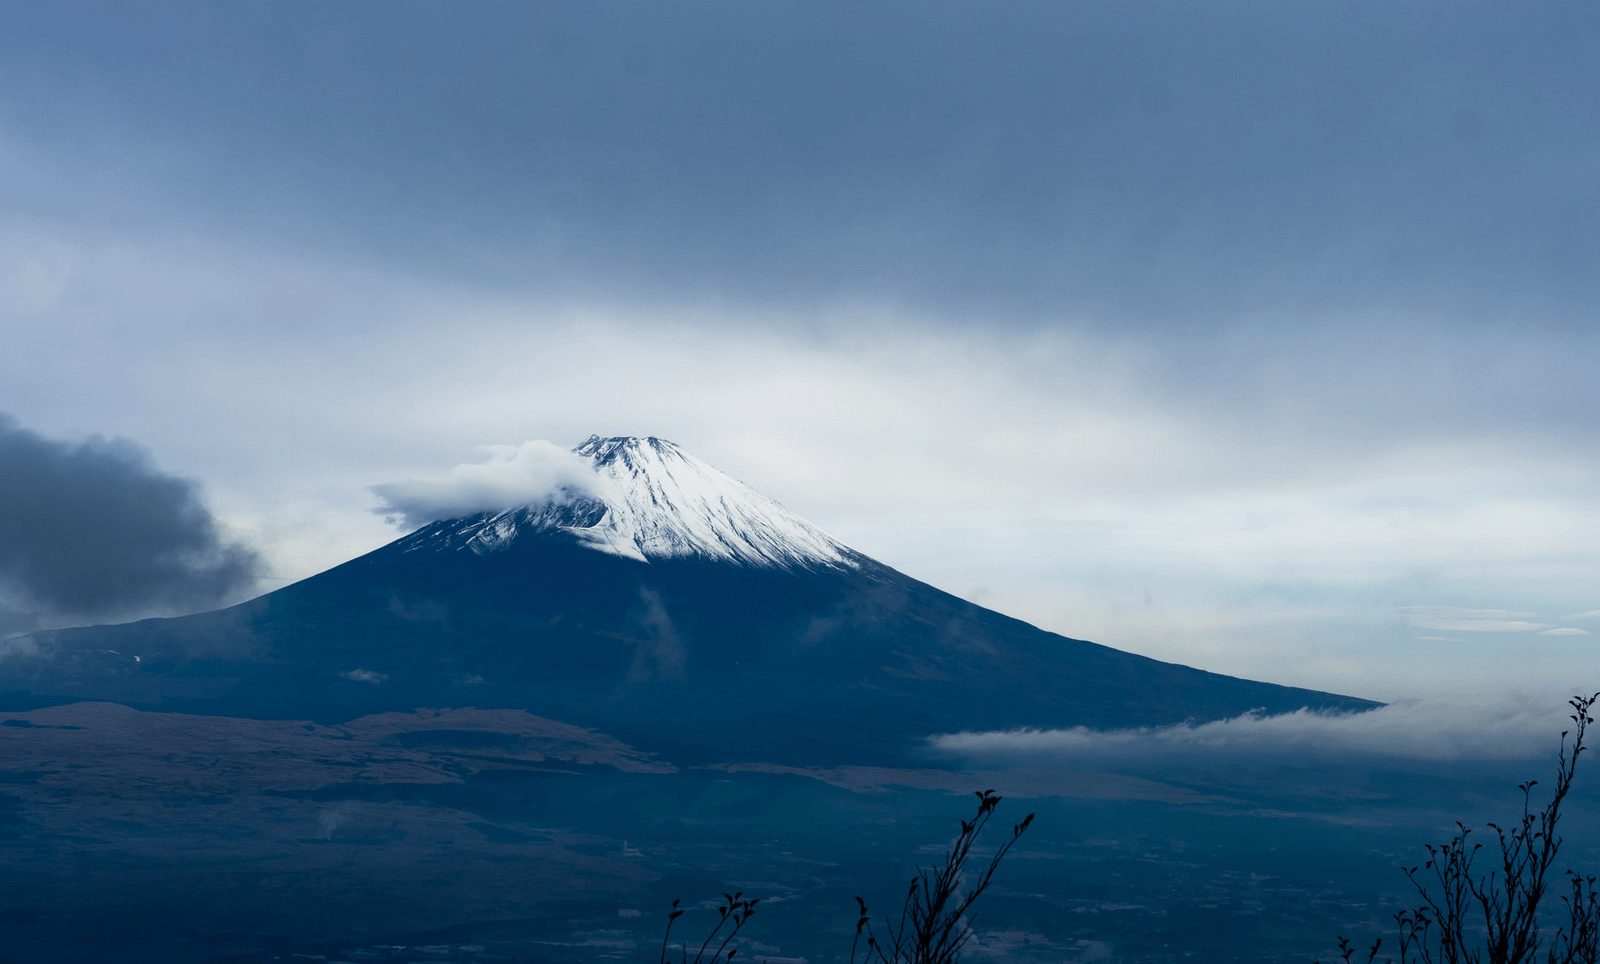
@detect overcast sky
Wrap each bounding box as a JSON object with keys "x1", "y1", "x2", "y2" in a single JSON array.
[{"x1": 3, "y1": 1, "x2": 1597, "y2": 702}]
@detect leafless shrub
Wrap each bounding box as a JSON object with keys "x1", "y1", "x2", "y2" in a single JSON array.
[
  {"x1": 658, "y1": 892, "x2": 760, "y2": 964},
  {"x1": 656, "y1": 789, "x2": 1034, "y2": 964},
  {"x1": 850, "y1": 789, "x2": 1035, "y2": 964},
  {"x1": 1322, "y1": 694, "x2": 1600, "y2": 964}
]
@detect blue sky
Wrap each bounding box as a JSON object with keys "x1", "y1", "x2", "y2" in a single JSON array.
[{"x1": 2, "y1": 1, "x2": 1598, "y2": 701}]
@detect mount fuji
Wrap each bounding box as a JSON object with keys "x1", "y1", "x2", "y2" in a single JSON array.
[{"x1": 0, "y1": 436, "x2": 1376, "y2": 763}]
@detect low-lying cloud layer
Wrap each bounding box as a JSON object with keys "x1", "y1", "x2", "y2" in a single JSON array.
[
  {"x1": 0, "y1": 416, "x2": 261, "y2": 632},
  {"x1": 931, "y1": 692, "x2": 1595, "y2": 764},
  {"x1": 370, "y1": 440, "x2": 610, "y2": 529}
]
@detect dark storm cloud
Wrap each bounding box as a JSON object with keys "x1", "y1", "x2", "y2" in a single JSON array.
[
  {"x1": 2, "y1": 0, "x2": 1597, "y2": 330},
  {"x1": 0, "y1": 416, "x2": 261, "y2": 626}
]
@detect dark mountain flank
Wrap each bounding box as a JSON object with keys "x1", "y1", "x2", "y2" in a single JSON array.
[{"x1": 0, "y1": 437, "x2": 1376, "y2": 763}]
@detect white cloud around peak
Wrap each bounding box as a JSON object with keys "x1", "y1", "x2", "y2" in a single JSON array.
[{"x1": 369, "y1": 440, "x2": 609, "y2": 529}]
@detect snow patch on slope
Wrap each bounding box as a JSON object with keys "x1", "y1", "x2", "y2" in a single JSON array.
[
  {"x1": 569, "y1": 436, "x2": 856, "y2": 568},
  {"x1": 405, "y1": 437, "x2": 858, "y2": 570}
]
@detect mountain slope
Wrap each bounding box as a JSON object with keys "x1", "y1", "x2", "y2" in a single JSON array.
[{"x1": 0, "y1": 437, "x2": 1378, "y2": 763}]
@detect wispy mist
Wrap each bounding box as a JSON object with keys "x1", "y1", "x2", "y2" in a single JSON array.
[
  {"x1": 370, "y1": 440, "x2": 610, "y2": 529},
  {"x1": 931, "y1": 692, "x2": 1597, "y2": 764}
]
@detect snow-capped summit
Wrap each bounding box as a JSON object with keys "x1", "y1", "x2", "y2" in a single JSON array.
[{"x1": 405, "y1": 436, "x2": 860, "y2": 570}]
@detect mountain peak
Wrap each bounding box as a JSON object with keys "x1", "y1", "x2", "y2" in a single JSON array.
[
  {"x1": 409, "y1": 436, "x2": 860, "y2": 571},
  {"x1": 576, "y1": 434, "x2": 680, "y2": 461}
]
